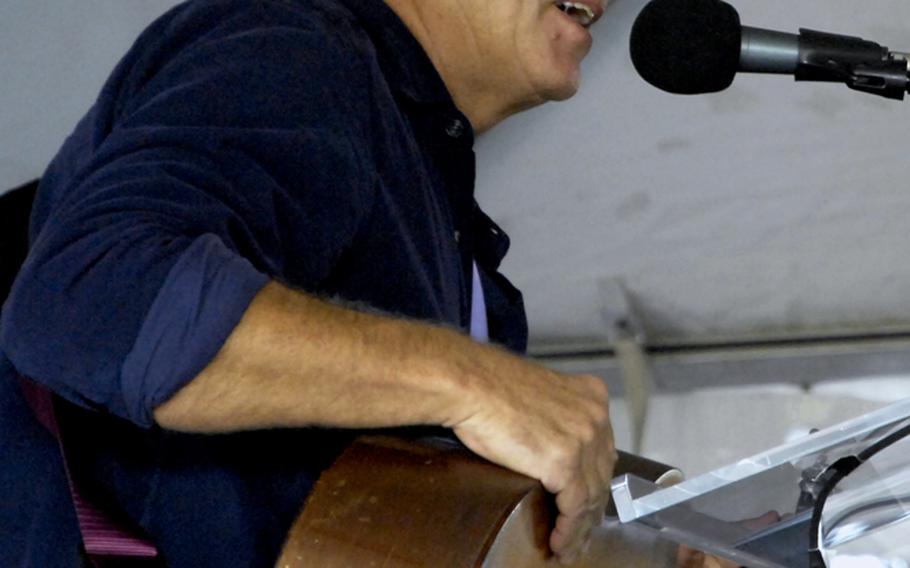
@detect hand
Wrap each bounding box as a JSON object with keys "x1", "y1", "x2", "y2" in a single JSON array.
[
  {"x1": 674, "y1": 509, "x2": 779, "y2": 567},
  {"x1": 445, "y1": 343, "x2": 616, "y2": 565},
  {"x1": 677, "y1": 546, "x2": 741, "y2": 568}
]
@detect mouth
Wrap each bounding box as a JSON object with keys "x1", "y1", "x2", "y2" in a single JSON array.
[{"x1": 554, "y1": 1, "x2": 601, "y2": 28}]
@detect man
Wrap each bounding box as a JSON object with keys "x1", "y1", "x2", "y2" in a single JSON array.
[{"x1": 0, "y1": 0, "x2": 659, "y2": 565}]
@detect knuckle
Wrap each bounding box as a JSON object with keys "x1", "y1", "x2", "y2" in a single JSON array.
[
  {"x1": 589, "y1": 486, "x2": 605, "y2": 506},
  {"x1": 588, "y1": 402, "x2": 609, "y2": 426},
  {"x1": 542, "y1": 473, "x2": 566, "y2": 495},
  {"x1": 542, "y1": 455, "x2": 576, "y2": 491},
  {"x1": 577, "y1": 422, "x2": 596, "y2": 445},
  {"x1": 578, "y1": 406, "x2": 610, "y2": 443},
  {"x1": 605, "y1": 449, "x2": 618, "y2": 472},
  {"x1": 557, "y1": 492, "x2": 588, "y2": 518},
  {"x1": 584, "y1": 375, "x2": 609, "y2": 398},
  {"x1": 559, "y1": 436, "x2": 584, "y2": 463}
]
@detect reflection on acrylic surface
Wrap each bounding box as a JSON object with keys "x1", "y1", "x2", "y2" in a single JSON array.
[
  {"x1": 828, "y1": 557, "x2": 908, "y2": 568},
  {"x1": 612, "y1": 398, "x2": 910, "y2": 568},
  {"x1": 820, "y1": 434, "x2": 910, "y2": 568}
]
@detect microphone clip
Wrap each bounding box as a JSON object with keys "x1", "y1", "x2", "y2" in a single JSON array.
[
  {"x1": 795, "y1": 29, "x2": 910, "y2": 100},
  {"x1": 847, "y1": 62, "x2": 909, "y2": 100}
]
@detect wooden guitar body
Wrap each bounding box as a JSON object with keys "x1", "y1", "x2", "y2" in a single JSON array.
[{"x1": 277, "y1": 436, "x2": 680, "y2": 567}]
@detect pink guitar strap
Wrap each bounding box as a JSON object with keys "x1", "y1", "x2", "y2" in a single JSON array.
[{"x1": 18, "y1": 377, "x2": 160, "y2": 565}]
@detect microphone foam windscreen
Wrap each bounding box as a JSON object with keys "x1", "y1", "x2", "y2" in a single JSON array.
[{"x1": 630, "y1": 0, "x2": 742, "y2": 94}]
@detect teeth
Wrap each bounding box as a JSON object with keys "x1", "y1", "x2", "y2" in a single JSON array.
[{"x1": 555, "y1": 1, "x2": 595, "y2": 27}]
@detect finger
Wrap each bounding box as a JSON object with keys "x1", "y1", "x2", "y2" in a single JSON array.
[
  {"x1": 581, "y1": 428, "x2": 603, "y2": 516},
  {"x1": 581, "y1": 379, "x2": 615, "y2": 485},
  {"x1": 551, "y1": 480, "x2": 588, "y2": 554},
  {"x1": 595, "y1": 432, "x2": 615, "y2": 484},
  {"x1": 593, "y1": 415, "x2": 616, "y2": 500},
  {"x1": 741, "y1": 510, "x2": 781, "y2": 531},
  {"x1": 580, "y1": 442, "x2": 609, "y2": 554},
  {"x1": 553, "y1": 483, "x2": 600, "y2": 565},
  {"x1": 550, "y1": 511, "x2": 594, "y2": 565},
  {"x1": 705, "y1": 554, "x2": 741, "y2": 568},
  {"x1": 675, "y1": 545, "x2": 706, "y2": 568},
  {"x1": 590, "y1": 406, "x2": 616, "y2": 524}
]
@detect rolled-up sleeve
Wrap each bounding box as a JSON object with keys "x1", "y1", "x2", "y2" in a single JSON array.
[
  {"x1": 120, "y1": 234, "x2": 267, "y2": 427},
  {"x1": 0, "y1": 5, "x2": 373, "y2": 427},
  {"x1": 0, "y1": 146, "x2": 274, "y2": 426}
]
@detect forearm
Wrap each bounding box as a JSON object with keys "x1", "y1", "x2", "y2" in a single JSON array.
[
  {"x1": 153, "y1": 281, "x2": 618, "y2": 565},
  {"x1": 153, "y1": 281, "x2": 469, "y2": 432}
]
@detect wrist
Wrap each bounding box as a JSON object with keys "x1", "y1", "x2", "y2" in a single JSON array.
[{"x1": 390, "y1": 321, "x2": 484, "y2": 427}]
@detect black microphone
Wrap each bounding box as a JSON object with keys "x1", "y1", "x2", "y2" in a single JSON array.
[{"x1": 629, "y1": 0, "x2": 910, "y2": 100}]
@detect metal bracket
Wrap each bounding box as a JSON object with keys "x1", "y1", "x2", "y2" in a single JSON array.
[{"x1": 600, "y1": 278, "x2": 653, "y2": 454}]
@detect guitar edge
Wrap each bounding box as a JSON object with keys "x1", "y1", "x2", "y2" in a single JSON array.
[{"x1": 277, "y1": 436, "x2": 678, "y2": 567}]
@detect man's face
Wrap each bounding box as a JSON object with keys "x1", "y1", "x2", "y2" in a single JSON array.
[{"x1": 458, "y1": 0, "x2": 607, "y2": 104}]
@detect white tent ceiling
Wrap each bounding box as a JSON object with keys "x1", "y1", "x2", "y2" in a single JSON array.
[{"x1": 4, "y1": 0, "x2": 910, "y2": 351}]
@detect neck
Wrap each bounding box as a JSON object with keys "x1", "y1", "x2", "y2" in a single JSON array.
[{"x1": 382, "y1": 0, "x2": 541, "y2": 134}]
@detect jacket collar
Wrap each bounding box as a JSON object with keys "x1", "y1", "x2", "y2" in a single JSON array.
[{"x1": 335, "y1": 0, "x2": 455, "y2": 105}]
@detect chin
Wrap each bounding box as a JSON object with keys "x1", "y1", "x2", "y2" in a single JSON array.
[
  {"x1": 538, "y1": 70, "x2": 582, "y2": 102},
  {"x1": 549, "y1": 80, "x2": 581, "y2": 101},
  {"x1": 538, "y1": 50, "x2": 586, "y2": 99}
]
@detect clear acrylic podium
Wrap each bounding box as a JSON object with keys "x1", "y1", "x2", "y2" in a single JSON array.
[{"x1": 611, "y1": 398, "x2": 910, "y2": 568}]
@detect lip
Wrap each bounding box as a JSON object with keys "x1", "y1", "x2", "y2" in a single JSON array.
[{"x1": 571, "y1": 0, "x2": 607, "y2": 26}]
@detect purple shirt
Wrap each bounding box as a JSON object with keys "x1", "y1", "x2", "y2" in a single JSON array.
[{"x1": 471, "y1": 261, "x2": 489, "y2": 342}]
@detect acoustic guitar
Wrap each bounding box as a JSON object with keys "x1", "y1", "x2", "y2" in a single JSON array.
[{"x1": 277, "y1": 435, "x2": 683, "y2": 567}]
